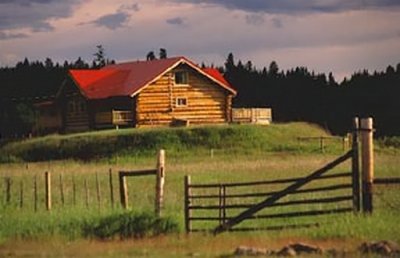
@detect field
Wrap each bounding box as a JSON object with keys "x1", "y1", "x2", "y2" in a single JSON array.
[{"x1": 0, "y1": 123, "x2": 399, "y2": 257}]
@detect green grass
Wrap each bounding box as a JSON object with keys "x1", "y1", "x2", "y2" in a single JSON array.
[
  {"x1": 0, "y1": 151, "x2": 398, "y2": 241},
  {"x1": 0, "y1": 122, "x2": 343, "y2": 163},
  {"x1": 0, "y1": 123, "x2": 399, "y2": 257}
]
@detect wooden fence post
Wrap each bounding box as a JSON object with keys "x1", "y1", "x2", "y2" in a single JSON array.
[
  {"x1": 360, "y1": 117, "x2": 374, "y2": 213},
  {"x1": 109, "y1": 168, "x2": 114, "y2": 209},
  {"x1": 155, "y1": 149, "x2": 165, "y2": 217},
  {"x1": 34, "y1": 175, "x2": 38, "y2": 212},
  {"x1": 119, "y1": 172, "x2": 128, "y2": 209},
  {"x1": 351, "y1": 117, "x2": 361, "y2": 212},
  {"x1": 59, "y1": 174, "x2": 65, "y2": 206},
  {"x1": 96, "y1": 172, "x2": 101, "y2": 210},
  {"x1": 4, "y1": 177, "x2": 11, "y2": 205},
  {"x1": 84, "y1": 179, "x2": 89, "y2": 209},
  {"x1": 72, "y1": 175, "x2": 76, "y2": 206},
  {"x1": 45, "y1": 171, "x2": 51, "y2": 211},
  {"x1": 19, "y1": 180, "x2": 24, "y2": 209},
  {"x1": 320, "y1": 137, "x2": 325, "y2": 153},
  {"x1": 184, "y1": 175, "x2": 192, "y2": 233},
  {"x1": 219, "y1": 184, "x2": 226, "y2": 226}
]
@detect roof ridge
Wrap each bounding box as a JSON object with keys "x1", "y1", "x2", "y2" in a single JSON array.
[{"x1": 103, "y1": 56, "x2": 184, "y2": 69}]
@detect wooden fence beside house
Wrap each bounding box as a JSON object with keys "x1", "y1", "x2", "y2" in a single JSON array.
[{"x1": 231, "y1": 108, "x2": 272, "y2": 125}]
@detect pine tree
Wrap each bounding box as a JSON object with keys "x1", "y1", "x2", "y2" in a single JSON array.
[
  {"x1": 159, "y1": 48, "x2": 167, "y2": 59},
  {"x1": 93, "y1": 45, "x2": 106, "y2": 68}
]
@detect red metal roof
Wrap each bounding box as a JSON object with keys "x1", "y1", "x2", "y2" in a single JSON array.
[
  {"x1": 202, "y1": 68, "x2": 236, "y2": 93},
  {"x1": 69, "y1": 57, "x2": 236, "y2": 99}
]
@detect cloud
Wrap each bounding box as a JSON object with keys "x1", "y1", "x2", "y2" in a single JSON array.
[
  {"x1": 86, "y1": 3, "x2": 140, "y2": 30},
  {"x1": 271, "y1": 17, "x2": 283, "y2": 28},
  {"x1": 245, "y1": 14, "x2": 265, "y2": 26},
  {"x1": 166, "y1": 17, "x2": 185, "y2": 25},
  {"x1": 0, "y1": 31, "x2": 28, "y2": 40},
  {"x1": 170, "y1": 0, "x2": 400, "y2": 14},
  {"x1": 90, "y1": 12, "x2": 131, "y2": 30},
  {"x1": 0, "y1": 0, "x2": 80, "y2": 32},
  {"x1": 118, "y1": 3, "x2": 140, "y2": 12}
]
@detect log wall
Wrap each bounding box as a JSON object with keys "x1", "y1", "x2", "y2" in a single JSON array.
[
  {"x1": 136, "y1": 64, "x2": 232, "y2": 127},
  {"x1": 62, "y1": 81, "x2": 90, "y2": 132}
]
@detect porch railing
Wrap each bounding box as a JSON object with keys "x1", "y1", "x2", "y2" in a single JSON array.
[{"x1": 95, "y1": 110, "x2": 134, "y2": 127}]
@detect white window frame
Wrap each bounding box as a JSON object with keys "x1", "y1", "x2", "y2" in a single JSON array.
[{"x1": 176, "y1": 97, "x2": 188, "y2": 107}]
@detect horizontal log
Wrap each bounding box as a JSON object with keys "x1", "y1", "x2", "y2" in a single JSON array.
[
  {"x1": 266, "y1": 195, "x2": 352, "y2": 207},
  {"x1": 119, "y1": 169, "x2": 157, "y2": 177},
  {"x1": 250, "y1": 207, "x2": 353, "y2": 219},
  {"x1": 188, "y1": 196, "x2": 352, "y2": 210},
  {"x1": 137, "y1": 96, "x2": 226, "y2": 105},
  {"x1": 137, "y1": 106, "x2": 225, "y2": 113},
  {"x1": 137, "y1": 118, "x2": 226, "y2": 125},
  {"x1": 189, "y1": 172, "x2": 352, "y2": 189},
  {"x1": 189, "y1": 184, "x2": 353, "y2": 199},
  {"x1": 189, "y1": 204, "x2": 254, "y2": 210},
  {"x1": 188, "y1": 207, "x2": 353, "y2": 221},
  {"x1": 226, "y1": 223, "x2": 319, "y2": 232},
  {"x1": 374, "y1": 177, "x2": 400, "y2": 184},
  {"x1": 137, "y1": 113, "x2": 225, "y2": 121}
]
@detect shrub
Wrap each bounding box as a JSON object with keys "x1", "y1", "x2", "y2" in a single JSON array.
[{"x1": 84, "y1": 211, "x2": 179, "y2": 239}]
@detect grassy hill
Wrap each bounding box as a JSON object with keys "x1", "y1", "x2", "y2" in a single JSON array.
[{"x1": 0, "y1": 123, "x2": 342, "y2": 162}]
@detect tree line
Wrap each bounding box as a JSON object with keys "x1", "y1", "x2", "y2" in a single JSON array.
[
  {"x1": 222, "y1": 53, "x2": 400, "y2": 136},
  {"x1": 0, "y1": 52, "x2": 399, "y2": 138}
]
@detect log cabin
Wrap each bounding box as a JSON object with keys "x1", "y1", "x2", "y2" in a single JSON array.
[{"x1": 56, "y1": 56, "x2": 237, "y2": 132}]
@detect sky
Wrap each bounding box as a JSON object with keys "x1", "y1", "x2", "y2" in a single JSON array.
[{"x1": 0, "y1": 0, "x2": 399, "y2": 81}]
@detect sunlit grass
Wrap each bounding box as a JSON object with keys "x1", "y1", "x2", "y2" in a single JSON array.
[{"x1": 0, "y1": 123, "x2": 399, "y2": 257}]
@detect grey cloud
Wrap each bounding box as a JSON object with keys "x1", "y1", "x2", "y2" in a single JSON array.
[
  {"x1": 91, "y1": 12, "x2": 131, "y2": 30},
  {"x1": 271, "y1": 18, "x2": 283, "y2": 28},
  {"x1": 245, "y1": 14, "x2": 265, "y2": 26},
  {"x1": 171, "y1": 0, "x2": 400, "y2": 13},
  {"x1": 166, "y1": 17, "x2": 185, "y2": 25},
  {"x1": 31, "y1": 21, "x2": 54, "y2": 32},
  {"x1": 0, "y1": 0, "x2": 80, "y2": 32},
  {"x1": 0, "y1": 31, "x2": 28, "y2": 40},
  {"x1": 118, "y1": 3, "x2": 140, "y2": 12}
]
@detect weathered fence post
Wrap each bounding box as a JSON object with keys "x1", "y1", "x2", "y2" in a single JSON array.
[
  {"x1": 109, "y1": 168, "x2": 114, "y2": 209},
  {"x1": 96, "y1": 172, "x2": 101, "y2": 209},
  {"x1": 34, "y1": 175, "x2": 38, "y2": 212},
  {"x1": 84, "y1": 179, "x2": 89, "y2": 209},
  {"x1": 19, "y1": 180, "x2": 24, "y2": 209},
  {"x1": 59, "y1": 174, "x2": 65, "y2": 206},
  {"x1": 45, "y1": 171, "x2": 51, "y2": 211},
  {"x1": 72, "y1": 175, "x2": 76, "y2": 206},
  {"x1": 155, "y1": 149, "x2": 165, "y2": 217},
  {"x1": 360, "y1": 117, "x2": 374, "y2": 213},
  {"x1": 119, "y1": 172, "x2": 128, "y2": 209},
  {"x1": 320, "y1": 137, "x2": 325, "y2": 153},
  {"x1": 184, "y1": 175, "x2": 192, "y2": 233},
  {"x1": 4, "y1": 177, "x2": 11, "y2": 205},
  {"x1": 351, "y1": 118, "x2": 361, "y2": 212},
  {"x1": 219, "y1": 184, "x2": 227, "y2": 226}
]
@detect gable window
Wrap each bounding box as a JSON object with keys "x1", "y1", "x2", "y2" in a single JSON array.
[
  {"x1": 174, "y1": 71, "x2": 188, "y2": 85},
  {"x1": 176, "y1": 97, "x2": 188, "y2": 107}
]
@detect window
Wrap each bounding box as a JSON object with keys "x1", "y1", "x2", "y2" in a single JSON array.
[
  {"x1": 174, "y1": 71, "x2": 188, "y2": 85},
  {"x1": 176, "y1": 97, "x2": 187, "y2": 107}
]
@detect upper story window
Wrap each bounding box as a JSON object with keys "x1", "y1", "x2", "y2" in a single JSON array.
[{"x1": 174, "y1": 71, "x2": 188, "y2": 85}]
